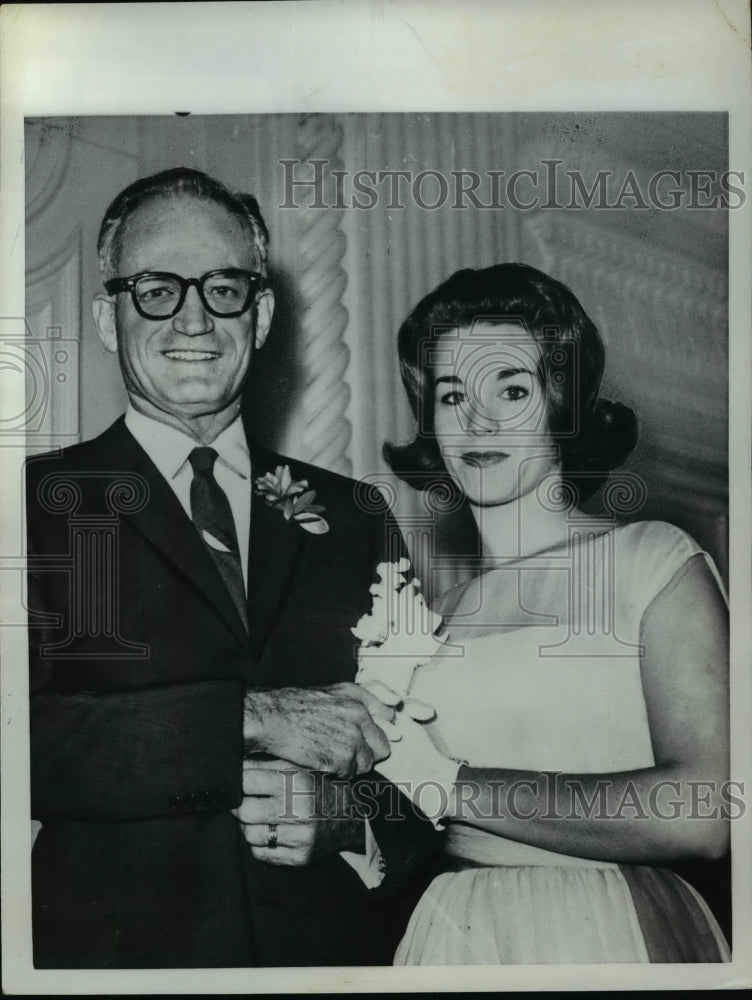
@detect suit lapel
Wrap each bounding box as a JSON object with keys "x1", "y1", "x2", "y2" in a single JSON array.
[
  {"x1": 94, "y1": 419, "x2": 312, "y2": 657},
  {"x1": 100, "y1": 419, "x2": 249, "y2": 648},
  {"x1": 247, "y1": 441, "x2": 307, "y2": 659}
]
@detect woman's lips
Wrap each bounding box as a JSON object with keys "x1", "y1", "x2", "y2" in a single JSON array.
[{"x1": 460, "y1": 451, "x2": 508, "y2": 468}]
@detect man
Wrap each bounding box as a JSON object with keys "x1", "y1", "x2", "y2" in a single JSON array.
[{"x1": 26, "y1": 168, "x2": 439, "y2": 968}]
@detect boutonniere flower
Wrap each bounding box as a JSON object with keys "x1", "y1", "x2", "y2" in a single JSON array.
[{"x1": 254, "y1": 464, "x2": 329, "y2": 535}]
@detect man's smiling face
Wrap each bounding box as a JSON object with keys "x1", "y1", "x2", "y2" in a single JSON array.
[{"x1": 94, "y1": 195, "x2": 273, "y2": 436}]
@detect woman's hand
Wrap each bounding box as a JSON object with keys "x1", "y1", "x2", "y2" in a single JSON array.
[
  {"x1": 376, "y1": 710, "x2": 461, "y2": 827},
  {"x1": 359, "y1": 677, "x2": 437, "y2": 722}
]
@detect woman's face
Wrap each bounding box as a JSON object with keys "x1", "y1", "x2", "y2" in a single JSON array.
[{"x1": 432, "y1": 323, "x2": 560, "y2": 507}]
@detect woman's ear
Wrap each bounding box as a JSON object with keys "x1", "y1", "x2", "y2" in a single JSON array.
[
  {"x1": 93, "y1": 294, "x2": 118, "y2": 353},
  {"x1": 253, "y1": 288, "x2": 275, "y2": 350}
]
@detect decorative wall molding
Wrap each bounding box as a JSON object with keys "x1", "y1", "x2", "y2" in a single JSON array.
[
  {"x1": 25, "y1": 122, "x2": 82, "y2": 447},
  {"x1": 526, "y1": 211, "x2": 726, "y2": 321},
  {"x1": 26, "y1": 225, "x2": 83, "y2": 316},
  {"x1": 524, "y1": 210, "x2": 727, "y2": 438},
  {"x1": 296, "y1": 114, "x2": 352, "y2": 476},
  {"x1": 523, "y1": 210, "x2": 727, "y2": 575},
  {"x1": 25, "y1": 120, "x2": 73, "y2": 226},
  {"x1": 24, "y1": 228, "x2": 83, "y2": 447}
]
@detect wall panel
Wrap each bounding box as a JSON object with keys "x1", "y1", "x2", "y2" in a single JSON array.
[{"x1": 25, "y1": 114, "x2": 729, "y2": 594}]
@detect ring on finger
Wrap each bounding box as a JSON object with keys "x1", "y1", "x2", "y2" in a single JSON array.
[{"x1": 266, "y1": 823, "x2": 278, "y2": 849}]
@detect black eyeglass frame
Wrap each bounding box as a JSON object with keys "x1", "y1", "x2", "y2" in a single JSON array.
[{"x1": 104, "y1": 268, "x2": 264, "y2": 320}]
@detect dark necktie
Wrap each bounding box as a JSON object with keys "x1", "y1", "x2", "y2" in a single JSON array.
[{"x1": 188, "y1": 446, "x2": 248, "y2": 632}]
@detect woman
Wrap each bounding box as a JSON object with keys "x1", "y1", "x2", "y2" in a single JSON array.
[{"x1": 381, "y1": 263, "x2": 730, "y2": 964}]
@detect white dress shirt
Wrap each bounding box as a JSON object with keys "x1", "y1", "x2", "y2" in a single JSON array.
[
  {"x1": 126, "y1": 406, "x2": 251, "y2": 585},
  {"x1": 124, "y1": 405, "x2": 384, "y2": 887}
]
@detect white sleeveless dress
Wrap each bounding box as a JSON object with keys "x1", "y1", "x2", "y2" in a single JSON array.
[{"x1": 396, "y1": 521, "x2": 730, "y2": 964}]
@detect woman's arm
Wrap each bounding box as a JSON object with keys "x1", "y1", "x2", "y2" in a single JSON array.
[{"x1": 444, "y1": 554, "x2": 730, "y2": 863}]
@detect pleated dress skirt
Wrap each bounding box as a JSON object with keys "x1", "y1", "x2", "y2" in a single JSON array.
[{"x1": 394, "y1": 861, "x2": 730, "y2": 965}]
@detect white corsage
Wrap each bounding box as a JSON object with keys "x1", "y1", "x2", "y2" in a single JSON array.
[
  {"x1": 352, "y1": 559, "x2": 462, "y2": 826},
  {"x1": 254, "y1": 465, "x2": 329, "y2": 535},
  {"x1": 351, "y1": 558, "x2": 446, "y2": 708}
]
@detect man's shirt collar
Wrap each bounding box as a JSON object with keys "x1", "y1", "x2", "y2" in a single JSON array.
[{"x1": 125, "y1": 405, "x2": 251, "y2": 483}]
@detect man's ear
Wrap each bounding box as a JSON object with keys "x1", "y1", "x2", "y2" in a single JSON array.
[
  {"x1": 93, "y1": 294, "x2": 118, "y2": 354},
  {"x1": 254, "y1": 288, "x2": 275, "y2": 350}
]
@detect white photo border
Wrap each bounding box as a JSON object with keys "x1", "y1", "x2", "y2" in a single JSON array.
[{"x1": 1, "y1": 1, "x2": 750, "y2": 993}]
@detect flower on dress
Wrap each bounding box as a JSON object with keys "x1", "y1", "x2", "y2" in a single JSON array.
[
  {"x1": 254, "y1": 464, "x2": 329, "y2": 535},
  {"x1": 352, "y1": 558, "x2": 446, "y2": 703}
]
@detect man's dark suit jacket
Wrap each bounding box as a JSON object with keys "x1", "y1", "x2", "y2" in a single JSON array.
[{"x1": 26, "y1": 415, "x2": 440, "y2": 969}]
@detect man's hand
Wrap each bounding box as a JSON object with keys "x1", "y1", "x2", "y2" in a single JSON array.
[
  {"x1": 233, "y1": 759, "x2": 363, "y2": 866},
  {"x1": 243, "y1": 682, "x2": 394, "y2": 777}
]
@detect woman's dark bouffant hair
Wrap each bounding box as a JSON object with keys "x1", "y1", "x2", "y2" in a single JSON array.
[{"x1": 383, "y1": 262, "x2": 638, "y2": 503}]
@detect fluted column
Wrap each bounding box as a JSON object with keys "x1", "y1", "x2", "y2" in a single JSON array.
[{"x1": 295, "y1": 114, "x2": 352, "y2": 475}]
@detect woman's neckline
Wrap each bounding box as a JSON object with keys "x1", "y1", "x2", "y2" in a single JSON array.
[{"x1": 472, "y1": 519, "x2": 620, "y2": 572}]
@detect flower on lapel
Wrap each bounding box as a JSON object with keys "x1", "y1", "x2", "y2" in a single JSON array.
[{"x1": 254, "y1": 464, "x2": 329, "y2": 535}]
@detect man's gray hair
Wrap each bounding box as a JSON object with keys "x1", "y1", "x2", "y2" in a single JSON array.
[{"x1": 97, "y1": 167, "x2": 269, "y2": 281}]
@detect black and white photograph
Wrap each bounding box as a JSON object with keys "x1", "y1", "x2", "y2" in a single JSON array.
[{"x1": 1, "y1": 2, "x2": 750, "y2": 994}]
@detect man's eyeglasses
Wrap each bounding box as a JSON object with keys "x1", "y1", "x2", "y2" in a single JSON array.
[{"x1": 104, "y1": 269, "x2": 264, "y2": 320}]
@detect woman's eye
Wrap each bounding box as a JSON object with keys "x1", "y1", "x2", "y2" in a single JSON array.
[
  {"x1": 501, "y1": 385, "x2": 529, "y2": 401},
  {"x1": 439, "y1": 390, "x2": 466, "y2": 406}
]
